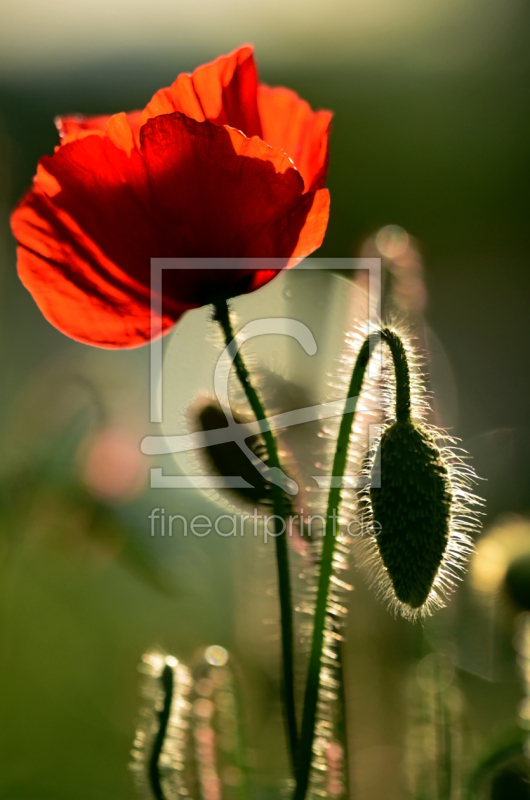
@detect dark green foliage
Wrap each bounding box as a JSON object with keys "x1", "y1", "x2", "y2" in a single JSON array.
[
  {"x1": 370, "y1": 420, "x2": 452, "y2": 608},
  {"x1": 464, "y1": 727, "x2": 527, "y2": 800},
  {"x1": 505, "y1": 554, "x2": 530, "y2": 611},
  {"x1": 490, "y1": 766, "x2": 530, "y2": 800}
]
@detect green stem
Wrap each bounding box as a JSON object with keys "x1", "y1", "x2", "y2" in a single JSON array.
[
  {"x1": 382, "y1": 328, "x2": 411, "y2": 424},
  {"x1": 148, "y1": 663, "x2": 173, "y2": 800},
  {"x1": 213, "y1": 298, "x2": 299, "y2": 773},
  {"x1": 294, "y1": 327, "x2": 410, "y2": 800}
]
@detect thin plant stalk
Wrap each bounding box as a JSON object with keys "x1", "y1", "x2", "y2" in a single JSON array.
[
  {"x1": 213, "y1": 298, "x2": 299, "y2": 772},
  {"x1": 148, "y1": 664, "x2": 174, "y2": 800},
  {"x1": 295, "y1": 328, "x2": 408, "y2": 800}
]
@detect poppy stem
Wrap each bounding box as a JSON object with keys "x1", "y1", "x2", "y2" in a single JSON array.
[
  {"x1": 213, "y1": 298, "x2": 299, "y2": 774},
  {"x1": 148, "y1": 663, "x2": 173, "y2": 800},
  {"x1": 294, "y1": 328, "x2": 404, "y2": 800}
]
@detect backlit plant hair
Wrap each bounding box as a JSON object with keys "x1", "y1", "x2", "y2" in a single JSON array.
[
  {"x1": 292, "y1": 325, "x2": 481, "y2": 800},
  {"x1": 130, "y1": 651, "x2": 193, "y2": 800},
  {"x1": 357, "y1": 328, "x2": 481, "y2": 620},
  {"x1": 131, "y1": 646, "x2": 247, "y2": 800},
  {"x1": 9, "y1": 39, "x2": 487, "y2": 800},
  {"x1": 158, "y1": 298, "x2": 481, "y2": 800}
]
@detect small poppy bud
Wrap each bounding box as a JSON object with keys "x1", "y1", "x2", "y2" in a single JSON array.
[
  {"x1": 356, "y1": 328, "x2": 480, "y2": 619},
  {"x1": 196, "y1": 401, "x2": 270, "y2": 506},
  {"x1": 370, "y1": 420, "x2": 452, "y2": 609}
]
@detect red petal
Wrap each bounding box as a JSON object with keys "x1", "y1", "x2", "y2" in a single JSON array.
[
  {"x1": 257, "y1": 85, "x2": 332, "y2": 192},
  {"x1": 55, "y1": 110, "x2": 143, "y2": 147},
  {"x1": 11, "y1": 113, "x2": 329, "y2": 348},
  {"x1": 53, "y1": 50, "x2": 331, "y2": 194},
  {"x1": 142, "y1": 44, "x2": 262, "y2": 138}
]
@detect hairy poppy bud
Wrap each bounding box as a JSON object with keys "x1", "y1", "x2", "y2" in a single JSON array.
[
  {"x1": 370, "y1": 420, "x2": 452, "y2": 609},
  {"x1": 356, "y1": 328, "x2": 479, "y2": 619}
]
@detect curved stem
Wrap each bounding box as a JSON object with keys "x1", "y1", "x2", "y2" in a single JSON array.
[
  {"x1": 463, "y1": 727, "x2": 525, "y2": 800},
  {"x1": 213, "y1": 298, "x2": 299, "y2": 773},
  {"x1": 294, "y1": 327, "x2": 410, "y2": 800},
  {"x1": 148, "y1": 663, "x2": 173, "y2": 800},
  {"x1": 381, "y1": 328, "x2": 411, "y2": 423}
]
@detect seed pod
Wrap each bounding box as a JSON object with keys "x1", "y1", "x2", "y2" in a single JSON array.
[{"x1": 370, "y1": 420, "x2": 452, "y2": 609}]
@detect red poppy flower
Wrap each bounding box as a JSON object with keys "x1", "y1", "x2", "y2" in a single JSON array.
[{"x1": 11, "y1": 45, "x2": 331, "y2": 348}]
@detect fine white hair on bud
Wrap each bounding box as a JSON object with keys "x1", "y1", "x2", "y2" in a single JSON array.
[{"x1": 354, "y1": 326, "x2": 482, "y2": 621}]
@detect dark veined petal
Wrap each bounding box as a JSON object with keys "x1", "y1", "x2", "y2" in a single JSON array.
[{"x1": 11, "y1": 113, "x2": 329, "y2": 348}]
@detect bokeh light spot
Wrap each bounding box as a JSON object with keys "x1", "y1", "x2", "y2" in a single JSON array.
[
  {"x1": 375, "y1": 224, "x2": 410, "y2": 259},
  {"x1": 194, "y1": 698, "x2": 215, "y2": 719},
  {"x1": 205, "y1": 645, "x2": 228, "y2": 667}
]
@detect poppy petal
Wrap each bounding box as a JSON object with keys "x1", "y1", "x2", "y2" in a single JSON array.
[
  {"x1": 11, "y1": 113, "x2": 328, "y2": 348},
  {"x1": 55, "y1": 110, "x2": 143, "y2": 146},
  {"x1": 142, "y1": 44, "x2": 262, "y2": 138},
  {"x1": 257, "y1": 85, "x2": 332, "y2": 192}
]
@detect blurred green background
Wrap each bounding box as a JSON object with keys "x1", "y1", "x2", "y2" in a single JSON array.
[{"x1": 0, "y1": 0, "x2": 529, "y2": 798}]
